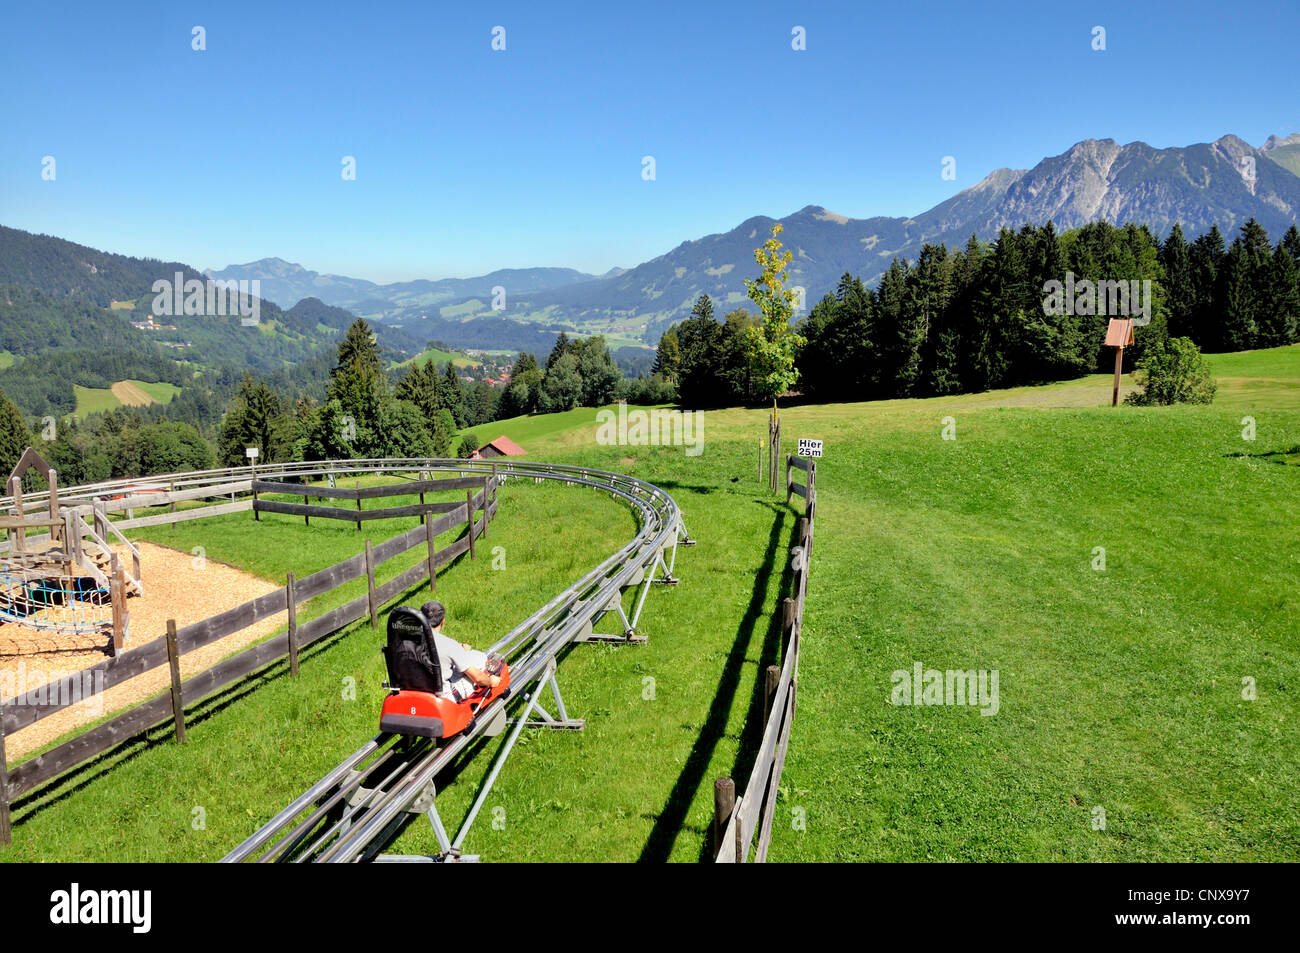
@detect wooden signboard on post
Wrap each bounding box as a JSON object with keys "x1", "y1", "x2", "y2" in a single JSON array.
[{"x1": 1105, "y1": 318, "x2": 1135, "y2": 407}]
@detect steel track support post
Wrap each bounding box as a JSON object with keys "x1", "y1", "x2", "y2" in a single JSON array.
[
  {"x1": 451, "y1": 661, "x2": 582, "y2": 853},
  {"x1": 651, "y1": 547, "x2": 678, "y2": 586},
  {"x1": 425, "y1": 794, "x2": 454, "y2": 855},
  {"x1": 627, "y1": 555, "x2": 657, "y2": 634}
]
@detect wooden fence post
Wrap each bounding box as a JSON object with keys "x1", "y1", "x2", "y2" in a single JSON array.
[
  {"x1": 782, "y1": 596, "x2": 796, "y2": 661},
  {"x1": 286, "y1": 572, "x2": 299, "y2": 677},
  {"x1": 93, "y1": 499, "x2": 107, "y2": 540},
  {"x1": 763, "y1": 664, "x2": 780, "y2": 727},
  {"x1": 466, "y1": 490, "x2": 476, "y2": 560},
  {"x1": 110, "y1": 556, "x2": 125, "y2": 653},
  {"x1": 775, "y1": 419, "x2": 781, "y2": 493},
  {"x1": 47, "y1": 469, "x2": 59, "y2": 543},
  {"x1": 62, "y1": 512, "x2": 76, "y2": 563},
  {"x1": 0, "y1": 707, "x2": 11, "y2": 846},
  {"x1": 165, "y1": 619, "x2": 187, "y2": 743},
  {"x1": 425, "y1": 515, "x2": 437, "y2": 594},
  {"x1": 9, "y1": 478, "x2": 24, "y2": 553},
  {"x1": 355, "y1": 480, "x2": 362, "y2": 531},
  {"x1": 364, "y1": 539, "x2": 378, "y2": 628},
  {"x1": 713, "y1": 777, "x2": 735, "y2": 860},
  {"x1": 785, "y1": 454, "x2": 792, "y2": 504},
  {"x1": 252, "y1": 482, "x2": 260, "y2": 521}
]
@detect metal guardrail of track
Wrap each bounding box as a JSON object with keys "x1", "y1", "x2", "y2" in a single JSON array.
[{"x1": 163, "y1": 457, "x2": 697, "y2": 863}]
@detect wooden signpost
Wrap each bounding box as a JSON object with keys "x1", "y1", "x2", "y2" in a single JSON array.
[{"x1": 1105, "y1": 318, "x2": 1135, "y2": 407}]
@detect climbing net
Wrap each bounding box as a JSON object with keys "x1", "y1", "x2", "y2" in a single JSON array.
[{"x1": 0, "y1": 556, "x2": 111, "y2": 637}]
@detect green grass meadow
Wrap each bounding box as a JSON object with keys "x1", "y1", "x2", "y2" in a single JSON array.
[{"x1": 3, "y1": 346, "x2": 1299, "y2": 861}]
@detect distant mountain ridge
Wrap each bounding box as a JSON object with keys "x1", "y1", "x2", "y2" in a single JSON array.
[{"x1": 204, "y1": 258, "x2": 604, "y2": 312}]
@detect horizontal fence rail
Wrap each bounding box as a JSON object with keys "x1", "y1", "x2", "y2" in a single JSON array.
[{"x1": 715, "y1": 456, "x2": 816, "y2": 863}]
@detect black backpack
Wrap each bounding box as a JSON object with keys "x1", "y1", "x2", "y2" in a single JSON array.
[{"x1": 382, "y1": 606, "x2": 443, "y2": 694}]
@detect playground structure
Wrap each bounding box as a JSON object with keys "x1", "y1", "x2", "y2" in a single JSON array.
[{"x1": 1, "y1": 449, "x2": 142, "y2": 651}]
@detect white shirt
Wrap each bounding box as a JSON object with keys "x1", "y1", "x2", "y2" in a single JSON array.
[{"x1": 431, "y1": 631, "x2": 486, "y2": 700}]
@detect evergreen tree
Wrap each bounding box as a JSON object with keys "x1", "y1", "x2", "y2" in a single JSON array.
[
  {"x1": 0, "y1": 387, "x2": 31, "y2": 480},
  {"x1": 464, "y1": 380, "x2": 500, "y2": 427},
  {"x1": 439, "y1": 362, "x2": 468, "y2": 428},
  {"x1": 395, "y1": 359, "x2": 442, "y2": 421},
  {"x1": 651, "y1": 327, "x2": 680, "y2": 384},
  {"x1": 297, "y1": 399, "x2": 359, "y2": 461},
  {"x1": 328, "y1": 319, "x2": 386, "y2": 443},
  {"x1": 218, "y1": 373, "x2": 288, "y2": 466},
  {"x1": 1160, "y1": 224, "x2": 1194, "y2": 338},
  {"x1": 1189, "y1": 225, "x2": 1227, "y2": 349},
  {"x1": 546, "y1": 332, "x2": 572, "y2": 370},
  {"x1": 1262, "y1": 242, "x2": 1300, "y2": 347},
  {"x1": 1282, "y1": 225, "x2": 1300, "y2": 267},
  {"x1": 674, "y1": 295, "x2": 724, "y2": 406},
  {"x1": 380, "y1": 400, "x2": 436, "y2": 458},
  {"x1": 429, "y1": 410, "x2": 455, "y2": 456}
]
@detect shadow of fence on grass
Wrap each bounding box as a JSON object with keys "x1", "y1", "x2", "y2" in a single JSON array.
[{"x1": 636, "y1": 503, "x2": 788, "y2": 863}]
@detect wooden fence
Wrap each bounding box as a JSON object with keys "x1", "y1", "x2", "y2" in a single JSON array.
[
  {"x1": 251, "y1": 473, "x2": 491, "y2": 529},
  {"x1": 0, "y1": 476, "x2": 496, "y2": 845},
  {"x1": 713, "y1": 455, "x2": 815, "y2": 862}
]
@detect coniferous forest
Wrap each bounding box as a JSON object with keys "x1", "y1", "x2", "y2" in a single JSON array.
[{"x1": 656, "y1": 218, "x2": 1300, "y2": 406}]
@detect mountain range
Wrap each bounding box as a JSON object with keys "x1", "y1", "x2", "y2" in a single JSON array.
[{"x1": 207, "y1": 132, "x2": 1300, "y2": 346}]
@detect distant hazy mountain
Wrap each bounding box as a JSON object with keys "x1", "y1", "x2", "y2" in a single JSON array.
[
  {"x1": 205, "y1": 258, "x2": 603, "y2": 312},
  {"x1": 203, "y1": 258, "x2": 379, "y2": 310}
]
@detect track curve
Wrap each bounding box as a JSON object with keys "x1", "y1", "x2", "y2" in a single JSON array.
[{"x1": 5, "y1": 457, "x2": 692, "y2": 860}]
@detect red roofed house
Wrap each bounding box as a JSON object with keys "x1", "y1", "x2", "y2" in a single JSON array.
[{"x1": 472, "y1": 435, "x2": 526, "y2": 459}]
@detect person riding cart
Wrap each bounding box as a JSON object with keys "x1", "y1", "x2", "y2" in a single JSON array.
[{"x1": 379, "y1": 602, "x2": 509, "y2": 739}]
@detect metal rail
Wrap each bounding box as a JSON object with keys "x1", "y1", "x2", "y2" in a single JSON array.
[{"x1": 205, "y1": 457, "x2": 691, "y2": 863}]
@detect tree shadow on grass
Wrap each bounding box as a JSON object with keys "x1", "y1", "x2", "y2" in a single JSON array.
[
  {"x1": 637, "y1": 503, "x2": 788, "y2": 863},
  {"x1": 1223, "y1": 445, "x2": 1300, "y2": 465}
]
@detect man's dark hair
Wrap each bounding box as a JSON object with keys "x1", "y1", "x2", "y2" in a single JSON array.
[{"x1": 421, "y1": 601, "x2": 446, "y2": 628}]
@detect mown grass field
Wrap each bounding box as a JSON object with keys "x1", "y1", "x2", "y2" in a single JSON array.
[
  {"x1": 72, "y1": 379, "x2": 180, "y2": 416},
  {"x1": 394, "y1": 346, "x2": 478, "y2": 370},
  {"x1": 4, "y1": 345, "x2": 1298, "y2": 862}
]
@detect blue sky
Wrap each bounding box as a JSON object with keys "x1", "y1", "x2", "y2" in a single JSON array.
[{"x1": 3, "y1": 0, "x2": 1297, "y2": 282}]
